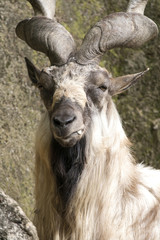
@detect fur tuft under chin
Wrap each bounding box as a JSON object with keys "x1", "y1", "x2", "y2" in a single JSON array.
[{"x1": 50, "y1": 136, "x2": 86, "y2": 207}]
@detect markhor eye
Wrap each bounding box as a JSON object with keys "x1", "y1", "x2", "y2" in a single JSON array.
[
  {"x1": 99, "y1": 85, "x2": 107, "y2": 92},
  {"x1": 38, "y1": 84, "x2": 44, "y2": 90}
]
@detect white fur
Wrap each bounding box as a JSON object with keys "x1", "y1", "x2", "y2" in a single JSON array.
[{"x1": 34, "y1": 98, "x2": 160, "y2": 240}]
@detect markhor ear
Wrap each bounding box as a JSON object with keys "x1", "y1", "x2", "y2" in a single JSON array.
[
  {"x1": 109, "y1": 68, "x2": 149, "y2": 96},
  {"x1": 25, "y1": 57, "x2": 41, "y2": 86}
]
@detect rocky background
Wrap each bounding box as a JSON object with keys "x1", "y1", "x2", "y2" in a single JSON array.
[
  {"x1": 0, "y1": 0, "x2": 160, "y2": 219},
  {"x1": 0, "y1": 189, "x2": 38, "y2": 240}
]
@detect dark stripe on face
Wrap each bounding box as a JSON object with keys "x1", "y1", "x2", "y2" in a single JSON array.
[{"x1": 50, "y1": 136, "x2": 86, "y2": 208}]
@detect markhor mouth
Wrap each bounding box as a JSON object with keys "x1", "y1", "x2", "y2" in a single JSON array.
[
  {"x1": 55, "y1": 128, "x2": 84, "y2": 140},
  {"x1": 53, "y1": 128, "x2": 85, "y2": 147}
]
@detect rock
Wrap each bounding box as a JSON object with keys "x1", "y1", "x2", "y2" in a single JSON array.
[{"x1": 0, "y1": 189, "x2": 38, "y2": 240}]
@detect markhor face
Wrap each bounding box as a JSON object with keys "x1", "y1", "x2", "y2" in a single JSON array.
[
  {"x1": 37, "y1": 63, "x2": 111, "y2": 147},
  {"x1": 26, "y1": 58, "x2": 146, "y2": 147}
]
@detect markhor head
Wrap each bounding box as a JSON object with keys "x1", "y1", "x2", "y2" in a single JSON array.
[
  {"x1": 25, "y1": 59, "x2": 150, "y2": 147},
  {"x1": 16, "y1": 0, "x2": 158, "y2": 147}
]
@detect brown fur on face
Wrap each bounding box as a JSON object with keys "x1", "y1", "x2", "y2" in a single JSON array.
[
  {"x1": 26, "y1": 60, "x2": 147, "y2": 148},
  {"x1": 25, "y1": 61, "x2": 113, "y2": 147}
]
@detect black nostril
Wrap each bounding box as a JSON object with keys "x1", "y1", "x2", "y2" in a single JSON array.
[
  {"x1": 53, "y1": 115, "x2": 76, "y2": 127},
  {"x1": 53, "y1": 117, "x2": 62, "y2": 127}
]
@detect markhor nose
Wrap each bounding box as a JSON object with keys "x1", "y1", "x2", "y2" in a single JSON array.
[{"x1": 53, "y1": 115, "x2": 76, "y2": 128}]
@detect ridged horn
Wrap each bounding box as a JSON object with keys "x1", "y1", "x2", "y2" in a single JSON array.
[
  {"x1": 127, "y1": 0, "x2": 148, "y2": 14},
  {"x1": 16, "y1": 0, "x2": 76, "y2": 66},
  {"x1": 27, "y1": 0, "x2": 56, "y2": 19},
  {"x1": 16, "y1": 17, "x2": 76, "y2": 66},
  {"x1": 76, "y1": 0, "x2": 158, "y2": 65}
]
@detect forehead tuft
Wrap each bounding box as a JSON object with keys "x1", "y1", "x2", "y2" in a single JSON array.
[{"x1": 45, "y1": 62, "x2": 102, "y2": 83}]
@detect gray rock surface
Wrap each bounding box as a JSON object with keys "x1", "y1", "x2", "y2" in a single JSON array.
[{"x1": 0, "y1": 189, "x2": 38, "y2": 240}]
